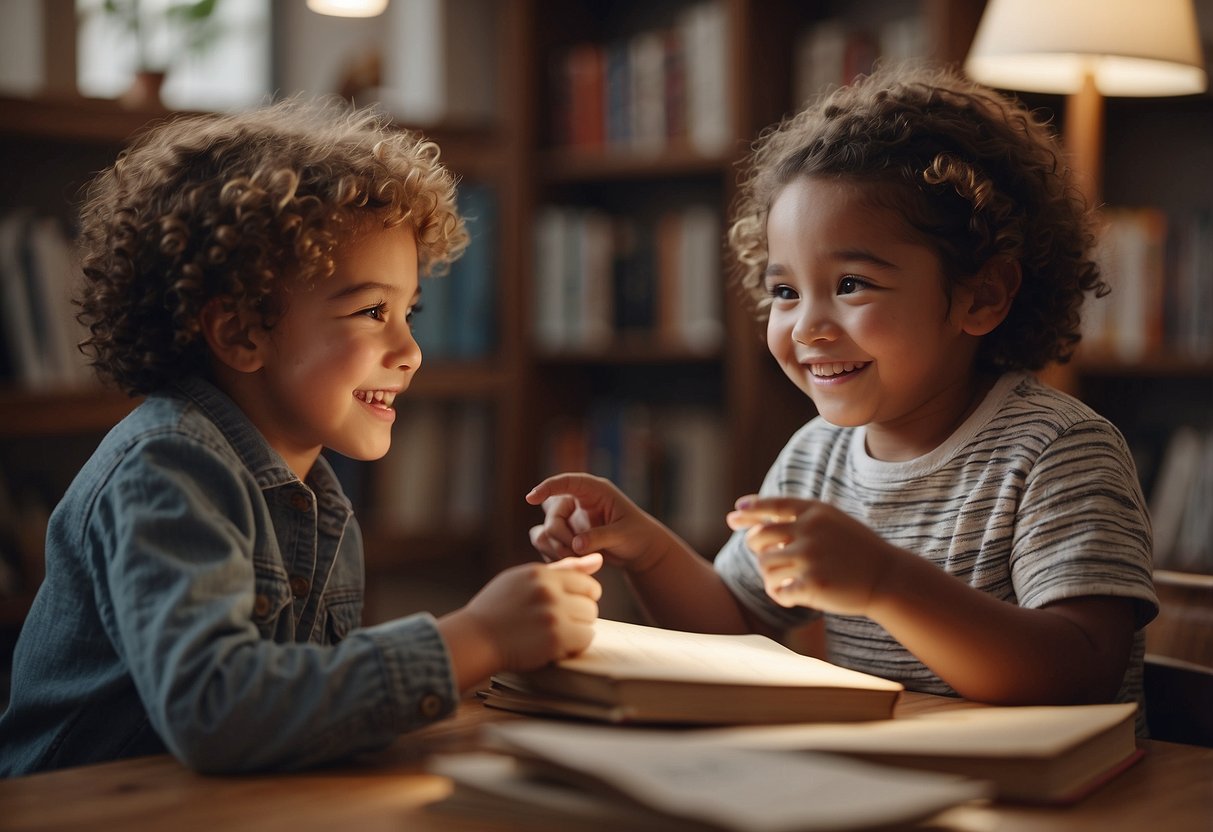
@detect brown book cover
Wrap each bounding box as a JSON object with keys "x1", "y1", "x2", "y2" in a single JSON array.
[{"x1": 484, "y1": 618, "x2": 903, "y2": 726}]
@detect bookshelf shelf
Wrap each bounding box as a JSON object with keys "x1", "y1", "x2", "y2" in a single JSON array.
[
  {"x1": 0, "y1": 95, "x2": 179, "y2": 144},
  {"x1": 533, "y1": 344, "x2": 724, "y2": 365},
  {"x1": 540, "y1": 147, "x2": 731, "y2": 183},
  {"x1": 0, "y1": 387, "x2": 138, "y2": 438},
  {"x1": 407, "y1": 363, "x2": 512, "y2": 397},
  {"x1": 1075, "y1": 352, "x2": 1213, "y2": 378}
]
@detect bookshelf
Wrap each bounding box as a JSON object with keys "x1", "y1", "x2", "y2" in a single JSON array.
[
  {"x1": 508, "y1": 0, "x2": 985, "y2": 578},
  {"x1": 0, "y1": 0, "x2": 1208, "y2": 649}
]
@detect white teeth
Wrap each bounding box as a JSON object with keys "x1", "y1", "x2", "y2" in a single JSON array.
[
  {"x1": 810, "y1": 361, "x2": 867, "y2": 377},
  {"x1": 355, "y1": 390, "x2": 396, "y2": 407}
]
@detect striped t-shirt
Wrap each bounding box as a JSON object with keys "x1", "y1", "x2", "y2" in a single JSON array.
[{"x1": 715, "y1": 371, "x2": 1158, "y2": 726}]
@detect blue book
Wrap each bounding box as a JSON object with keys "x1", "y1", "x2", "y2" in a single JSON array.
[{"x1": 447, "y1": 182, "x2": 498, "y2": 358}]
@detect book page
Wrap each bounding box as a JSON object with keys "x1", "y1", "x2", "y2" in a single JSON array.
[
  {"x1": 560, "y1": 619, "x2": 903, "y2": 691},
  {"x1": 486, "y1": 721, "x2": 990, "y2": 832},
  {"x1": 691, "y1": 703, "x2": 1138, "y2": 758}
]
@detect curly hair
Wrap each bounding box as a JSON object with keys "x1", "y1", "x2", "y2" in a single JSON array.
[
  {"x1": 76, "y1": 96, "x2": 469, "y2": 396},
  {"x1": 728, "y1": 63, "x2": 1106, "y2": 372}
]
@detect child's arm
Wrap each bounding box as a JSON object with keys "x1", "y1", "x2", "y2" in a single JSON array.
[
  {"x1": 729, "y1": 496, "x2": 1136, "y2": 704},
  {"x1": 526, "y1": 474, "x2": 755, "y2": 635},
  {"x1": 437, "y1": 554, "x2": 603, "y2": 691}
]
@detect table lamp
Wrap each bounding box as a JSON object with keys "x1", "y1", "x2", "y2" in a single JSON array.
[
  {"x1": 964, "y1": 0, "x2": 1207, "y2": 204},
  {"x1": 307, "y1": 0, "x2": 389, "y2": 17}
]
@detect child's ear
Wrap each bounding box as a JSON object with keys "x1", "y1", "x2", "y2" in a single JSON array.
[
  {"x1": 959, "y1": 258, "x2": 1021, "y2": 336},
  {"x1": 199, "y1": 297, "x2": 265, "y2": 373}
]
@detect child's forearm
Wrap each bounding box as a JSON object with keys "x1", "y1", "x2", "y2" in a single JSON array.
[
  {"x1": 436, "y1": 608, "x2": 500, "y2": 692},
  {"x1": 869, "y1": 552, "x2": 1134, "y2": 704},
  {"x1": 623, "y1": 529, "x2": 751, "y2": 635}
]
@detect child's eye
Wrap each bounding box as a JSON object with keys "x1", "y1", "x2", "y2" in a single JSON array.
[
  {"x1": 406, "y1": 303, "x2": 423, "y2": 324},
  {"x1": 766, "y1": 284, "x2": 799, "y2": 301},
  {"x1": 359, "y1": 302, "x2": 388, "y2": 321},
  {"x1": 837, "y1": 276, "x2": 868, "y2": 295}
]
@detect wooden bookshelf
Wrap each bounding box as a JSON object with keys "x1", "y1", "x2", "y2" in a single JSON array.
[{"x1": 1, "y1": 0, "x2": 1209, "y2": 646}]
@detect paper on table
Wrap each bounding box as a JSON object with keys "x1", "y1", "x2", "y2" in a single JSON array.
[
  {"x1": 485, "y1": 720, "x2": 992, "y2": 832},
  {"x1": 688, "y1": 703, "x2": 1138, "y2": 758},
  {"x1": 560, "y1": 618, "x2": 903, "y2": 691}
]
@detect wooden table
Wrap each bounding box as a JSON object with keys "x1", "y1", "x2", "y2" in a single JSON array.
[{"x1": 2, "y1": 692, "x2": 1210, "y2": 832}]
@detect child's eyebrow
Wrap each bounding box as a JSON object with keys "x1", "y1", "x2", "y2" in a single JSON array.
[
  {"x1": 764, "y1": 248, "x2": 899, "y2": 278},
  {"x1": 830, "y1": 248, "x2": 899, "y2": 269},
  {"x1": 326, "y1": 281, "x2": 401, "y2": 301}
]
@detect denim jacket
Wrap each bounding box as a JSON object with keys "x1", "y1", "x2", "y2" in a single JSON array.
[{"x1": 0, "y1": 377, "x2": 457, "y2": 776}]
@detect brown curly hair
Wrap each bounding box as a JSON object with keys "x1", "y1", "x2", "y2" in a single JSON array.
[
  {"x1": 728, "y1": 64, "x2": 1106, "y2": 372},
  {"x1": 76, "y1": 96, "x2": 469, "y2": 396}
]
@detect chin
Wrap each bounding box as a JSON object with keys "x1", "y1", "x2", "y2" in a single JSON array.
[{"x1": 332, "y1": 441, "x2": 391, "y2": 463}]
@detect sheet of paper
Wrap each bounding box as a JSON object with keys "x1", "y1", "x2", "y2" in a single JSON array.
[
  {"x1": 486, "y1": 720, "x2": 991, "y2": 832},
  {"x1": 688, "y1": 703, "x2": 1138, "y2": 758},
  {"x1": 561, "y1": 619, "x2": 903, "y2": 691}
]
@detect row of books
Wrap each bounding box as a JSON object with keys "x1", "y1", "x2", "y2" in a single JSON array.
[
  {"x1": 1149, "y1": 425, "x2": 1213, "y2": 573},
  {"x1": 793, "y1": 14, "x2": 927, "y2": 105},
  {"x1": 0, "y1": 210, "x2": 92, "y2": 389},
  {"x1": 367, "y1": 400, "x2": 494, "y2": 536},
  {"x1": 533, "y1": 203, "x2": 724, "y2": 354},
  {"x1": 407, "y1": 182, "x2": 498, "y2": 361},
  {"x1": 1084, "y1": 207, "x2": 1213, "y2": 361},
  {"x1": 542, "y1": 402, "x2": 729, "y2": 547},
  {"x1": 549, "y1": 0, "x2": 729, "y2": 156}
]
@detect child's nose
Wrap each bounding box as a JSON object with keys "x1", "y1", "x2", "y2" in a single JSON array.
[
  {"x1": 792, "y1": 304, "x2": 838, "y2": 345},
  {"x1": 389, "y1": 321, "x2": 422, "y2": 371}
]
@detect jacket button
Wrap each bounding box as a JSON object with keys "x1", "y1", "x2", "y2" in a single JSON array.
[
  {"x1": 290, "y1": 493, "x2": 311, "y2": 512},
  {"x1": 418, "y1": 693, "x2": 443, "y2": 719},
  {"x1": 253, "y1": 594, "x2": 272, "y2": 617},
  {"x1": 289, "y1": 576, "x2": 310, "y2": 598}
]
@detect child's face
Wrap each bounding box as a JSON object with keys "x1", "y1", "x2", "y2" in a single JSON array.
[
  {"x1": 247, "y1": 224, "x2": 422, "y2": 476},
  {"x1": 763, "y1": 177, "x2": 983, "y2": 461}
]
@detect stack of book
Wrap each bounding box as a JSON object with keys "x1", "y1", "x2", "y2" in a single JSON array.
[
  {"x1": 481, "y1": 618, "x2": 903, "y2": 725},
  {"x1": 427, "y1": 619, "x2": 1144, "y2": 829}
]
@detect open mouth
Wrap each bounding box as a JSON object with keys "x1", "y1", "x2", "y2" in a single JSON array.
[
  {"x1": 808, "y1": 361, "x2": 871, "y2": 378},
  {"x1": 353, "y1": 389, "x2": 397, "y2": 409}
]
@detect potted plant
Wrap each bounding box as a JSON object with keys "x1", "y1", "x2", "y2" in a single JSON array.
[{"x1": 88, "y1": 0, "x2": 225, "y2": 108}]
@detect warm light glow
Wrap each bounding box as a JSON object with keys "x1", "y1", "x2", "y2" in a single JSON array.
[
  {"x1": 306, "y1": 0, "x2": 389, "y2": 18},
  {"x1": 965, "y1": 0, "x2": 1207, "y2": 96}
]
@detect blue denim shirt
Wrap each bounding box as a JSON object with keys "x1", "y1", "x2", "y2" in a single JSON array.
[{"x1": 0, "y1": 377, "x2": 457, "y2": 776}]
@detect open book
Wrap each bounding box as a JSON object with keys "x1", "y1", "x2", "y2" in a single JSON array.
[
  {"x1": 689, "y1": 701, "x2": 1142, "y2": 804},
  {"x1": 484, "y1": 618, "x2": 903, "y2": 725},
  {"x1": 429, "y1": 725, "x2": 991, "y2": 832}
]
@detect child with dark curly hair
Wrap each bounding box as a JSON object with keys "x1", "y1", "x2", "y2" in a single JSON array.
[
  {"x1": 528, "y1": 65, "x2": 1157, "y2": 726},
  {"x1": 0, "y1": 98, "x2": 602, "y2": 776}
]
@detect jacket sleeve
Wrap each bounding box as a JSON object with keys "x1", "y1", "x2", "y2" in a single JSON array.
[{"x1": 85, "y1": 433, "x2": 459, "y2": 773}]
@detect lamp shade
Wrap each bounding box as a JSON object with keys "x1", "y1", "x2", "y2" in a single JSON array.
[
  {"x1": 965, "y1": 0, "x2": 1207, "y2": 96},
  {"x1": 306, "y1": 0, "x2": 389, "y2": 17}
]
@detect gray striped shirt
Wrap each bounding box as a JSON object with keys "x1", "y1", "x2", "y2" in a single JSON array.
[{"x1": 716, "y1": 371, "x2": 1157, "y2": 725}]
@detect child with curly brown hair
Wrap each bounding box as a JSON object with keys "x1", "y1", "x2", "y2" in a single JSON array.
[
  {"x1": 528, "y1": 65, "x2": 1157, "y2": 725},
  {"x1": 0, "y1": 98, "x2": 601, "y2": 776}
]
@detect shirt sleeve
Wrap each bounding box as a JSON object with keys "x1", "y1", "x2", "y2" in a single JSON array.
[
  {"x1": 1010, "y1": 418, "x2": 1159, "y2": 628},
  {"x1": 87, "y1": 432, "x2": 459, "y2": 773}
]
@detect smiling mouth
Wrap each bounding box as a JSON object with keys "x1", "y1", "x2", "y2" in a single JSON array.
[
  {"x1": 354, "y1": 389, "x2": 397, "y2": 408},
  {"x1": 807, "y1": 361, "x2": 871, "y2": 378}
]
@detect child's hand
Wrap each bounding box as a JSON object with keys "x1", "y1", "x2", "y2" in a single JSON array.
[
  {"x1": 526, "y1": 473, "x2": 667, "y2": 573},
  {"x1": 464, "y1": 553, "x2": 603, "y2": 671},
  {"x1": 727, "y1": 496, "x2": 899, "y2": 617}
]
